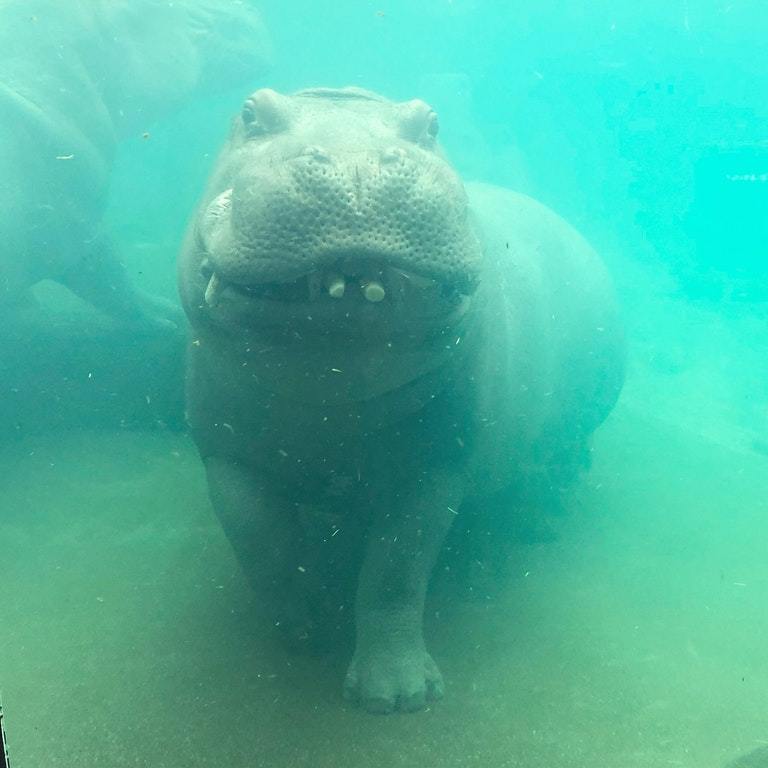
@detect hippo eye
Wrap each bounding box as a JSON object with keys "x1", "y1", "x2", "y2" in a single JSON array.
[
  {"x1": 398, "y1": 99, "x2": 439, "y2": 145},
  {"x1": 241, "y1": 88, "x2": 291, "y2": 138}
]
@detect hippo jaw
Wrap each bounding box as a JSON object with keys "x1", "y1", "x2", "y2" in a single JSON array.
[
  {"x1": 191, "y1": 88, "x2": 482, "y2": 332},
  {"x1": 197, "y1": 246, "x2": 473, "y2": 331}
]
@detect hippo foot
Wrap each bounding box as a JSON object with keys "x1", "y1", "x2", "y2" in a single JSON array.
[{"x1": 343, "y1": 644, "x2": 444, "y2": 714}]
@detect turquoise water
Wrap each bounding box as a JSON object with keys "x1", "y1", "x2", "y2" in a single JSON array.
[{"x1": 2, "y1": 1, "x2": 768, "y2": 766}]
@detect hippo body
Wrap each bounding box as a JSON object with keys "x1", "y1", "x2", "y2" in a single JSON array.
[
  {"x1": 179, "y1": 88, "x2": 624, "y2": 713},
  {"x1": 0, "y1": 0, "x2": 269, "y2": 324}
]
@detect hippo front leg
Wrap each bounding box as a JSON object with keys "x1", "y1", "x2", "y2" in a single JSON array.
[
  {"x1": 344, "y1": 471, "x2": 463, "y2": 713},
  {"x1": 203, "y1": 457, "x2": 316, "y2": 644}
]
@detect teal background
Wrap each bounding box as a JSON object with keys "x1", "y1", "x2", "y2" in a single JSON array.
[{"x1": 2, "y1": 2, "x2": 767, "y2": 766}]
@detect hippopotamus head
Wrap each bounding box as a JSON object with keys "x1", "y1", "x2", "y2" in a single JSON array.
[{"x1": 186, "y1": 88, "x2": 482, "y2": 335}]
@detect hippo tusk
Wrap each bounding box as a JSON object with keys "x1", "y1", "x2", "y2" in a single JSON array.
[
  {"x1": 204, "y1": 272, "x2": 223, "y2": 307},
  {"x1": 361, "y1": 280, "x2": 386, "y2": 303},
  {"x1": 206, "y1": 188, "x2": 233, "y2": 220}
]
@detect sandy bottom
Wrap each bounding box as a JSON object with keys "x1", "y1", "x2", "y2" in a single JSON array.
[{"x1": 1, "y1": 344, "x2": 767, "y2": 767}]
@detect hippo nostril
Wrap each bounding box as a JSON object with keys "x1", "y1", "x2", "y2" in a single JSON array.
[
  {"x1": 302, "y1": 145, "x2": 332, "y2": 163},
  {"x1": 380, "y1": 147, "x2": 406, "y2": 164}
]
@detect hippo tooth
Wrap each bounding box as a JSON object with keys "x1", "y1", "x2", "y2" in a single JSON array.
[
  {"x1": 204, "y1": 272, "x2": 223, "y2": 307},
  {"x1": 325, "y1": 273, "x2": 346, "y2": 299},
  {"x1": 362, "y1": 280, "x2": 386, "y2": 303}
]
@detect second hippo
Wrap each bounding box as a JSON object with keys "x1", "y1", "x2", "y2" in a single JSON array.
[{"x1": 0, "y1": 0, "x2": 270, "y2": 326}]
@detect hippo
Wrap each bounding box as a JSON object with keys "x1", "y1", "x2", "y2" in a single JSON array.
[
  {"x1": 0, "y1": 0, "x2": 269, "y2": 326},
  {"x1": 179, "y1": 87, "x2": 624, "y2": 713}
]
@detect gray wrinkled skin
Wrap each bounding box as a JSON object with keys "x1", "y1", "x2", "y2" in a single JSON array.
[
  {"x1": 179, "y1": 87, "x2": 625, "y2": 713},
  {"x1": 0, "y1": 0, "x2": 270, "y2": 326}
]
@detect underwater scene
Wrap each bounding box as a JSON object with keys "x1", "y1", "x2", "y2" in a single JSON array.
[{"x1": 1, "y1": 1, "x2": 766, "y2": 766}]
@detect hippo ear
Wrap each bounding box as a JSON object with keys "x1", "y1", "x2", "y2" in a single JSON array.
[
  {"x1": 398, "y1": 99, "x2": 439, "y2": 146},
  {"x1": 241, "y1": 88, "x2": 291, "y2": 137}
]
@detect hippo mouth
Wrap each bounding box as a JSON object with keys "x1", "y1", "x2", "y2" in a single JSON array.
[{"x1": 199, "y1": 253, "x2": 472, "y2": 325}]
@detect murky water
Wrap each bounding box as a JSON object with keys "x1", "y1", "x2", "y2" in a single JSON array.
[{"x1": 2, "y1": 1, "x2": 767, "y2": 766}]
